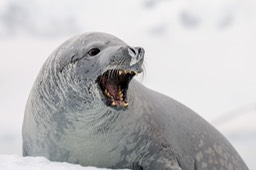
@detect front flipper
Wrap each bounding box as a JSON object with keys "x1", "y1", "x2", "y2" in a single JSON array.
[
  {"x1": 132, "y1": 163, "x2": 143, "y2": 170},
  {"x1": 134, "y1": 157, "x2": 183, "y2": 170}
]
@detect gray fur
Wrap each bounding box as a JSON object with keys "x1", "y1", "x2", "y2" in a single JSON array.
[{"x1": 22, "y1": 32, "x2": 248, "y2": 170}]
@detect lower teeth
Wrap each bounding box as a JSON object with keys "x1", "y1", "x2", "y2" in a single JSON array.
[
  {"x1": 122, "y1": 102, "x2": 128, "y2": 107},
  {"x1": 104, "y1": 88, "x2": 127, "y2": 107},
  {"x1": 111, "y1": 101, "x2": 117, "y2": 106},
  {"x1": 111, "y1": 101, "x2": 128, "y2": 107}
]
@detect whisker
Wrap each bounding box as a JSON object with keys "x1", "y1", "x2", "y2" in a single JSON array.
[{"x1": 142, "y1": 63, "x2": 146, "y2": 80}]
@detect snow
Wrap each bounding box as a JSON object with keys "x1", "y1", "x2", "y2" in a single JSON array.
[
  {"x1": 0, "y1": 155, "x2": 128, "y2": 170},
  {"x1": 0, "y1": 0, "x2": 255, "y2": 169}
]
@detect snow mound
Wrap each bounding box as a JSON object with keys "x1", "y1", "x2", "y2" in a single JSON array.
[{"x1": 0, "y1": 155, "x2": 129, "y2": 170}]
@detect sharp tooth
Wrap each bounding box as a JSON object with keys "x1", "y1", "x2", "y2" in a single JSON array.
[
  {"x1": 119, "y1": 93, "x2": 123, "y2": 100},
  {"x1": 122, "y1": 102, "x2": 128, "y2": 107},
  {"x1": 104, "y1": 89, "x2": 113, "y2": 98},
  {"x1": 111, "y1": 101, "x2": 117, "y2": 106},
  {"x1": 119, "y1": 70, "x2": 122, "y2": 75},
  {"x1": 134, "y1": 71, "x2": 138, "y2": 76},
  {"x1": 104, "y1": 89, "x2": 108, "y2": 94}
]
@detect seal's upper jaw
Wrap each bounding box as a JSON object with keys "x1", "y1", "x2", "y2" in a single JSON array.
[{"x1": 97, "y1": 69, "x2": 139, "y2": 110}]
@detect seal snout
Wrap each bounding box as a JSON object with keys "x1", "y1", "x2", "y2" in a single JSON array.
[{"x1": 128, "y1": 46, "x2": 144, "y2": 67}]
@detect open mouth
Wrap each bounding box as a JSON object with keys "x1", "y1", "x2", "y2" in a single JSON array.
[{"x1": 97, "y1": 69, "x2": 138, "y2": 109}]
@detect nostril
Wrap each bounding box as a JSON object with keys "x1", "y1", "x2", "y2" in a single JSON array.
[
  {"x1": 136, "y1": 47, "x2": 144, "y2": 60},
  {"x1": 138, "y1": 48, "x2": 142, "y2": 54},
  {"x1": 128, "y1": 47, "x2": 136, "y2": 55}
]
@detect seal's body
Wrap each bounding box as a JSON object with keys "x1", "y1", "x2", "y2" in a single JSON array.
[{"x1": 22, "y1": 32, "x2": 248, "y2": 170}]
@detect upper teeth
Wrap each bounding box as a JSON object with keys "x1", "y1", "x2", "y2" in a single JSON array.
[{"x1": 118, "y1": 70, "x2": 138, "y2": 76}]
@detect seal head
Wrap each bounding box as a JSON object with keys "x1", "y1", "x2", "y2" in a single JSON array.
[{"x1": 56, "y1": 32, "x2": 144, "y2": 111}]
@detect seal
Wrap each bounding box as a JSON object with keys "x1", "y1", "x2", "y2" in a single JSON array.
[{"x1": 22, "y1": 32, "x2": 248, "y2": 170}]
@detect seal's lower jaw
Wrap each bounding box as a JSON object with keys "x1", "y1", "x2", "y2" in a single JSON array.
[{"x1": 97, "y1": 69, "x2": 138, "y2": 110}]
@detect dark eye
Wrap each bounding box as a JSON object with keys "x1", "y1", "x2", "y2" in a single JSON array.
[{"x1": 88, "y1": 48, "x2": 100, "y2": 56}]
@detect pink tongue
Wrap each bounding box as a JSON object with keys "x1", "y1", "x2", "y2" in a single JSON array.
[{"x1": 105, "y1": 80, "x2": 119, "y2": 99}]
